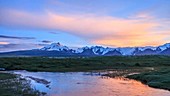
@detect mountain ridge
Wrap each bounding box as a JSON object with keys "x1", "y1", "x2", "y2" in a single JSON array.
[{"x1": 0, "y1": 42, "x2": 170, "y2": 56}]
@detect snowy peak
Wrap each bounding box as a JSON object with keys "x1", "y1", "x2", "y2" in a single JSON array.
[
  {"x1": 75, "y1": 46, "x2": 90, "y2": 53},
  {"x1": 117, "y1": 47, "x2": 136, "y2": 55},
  {"x1": 158, "y1": 43, "x2": 170, "y2": 51},
  {"x1": 39, "y1": 42, "x2": 170, "y2": 56},
  {"x1": 75, "y1": 46, "x2": 107, "y2": 55},
  {"x1": 41, "y1": 42, "x2": 69, "y2": 51},
  {"x1": 1, "y1": 42, "x2": 170, "y2": 57},
  {"x1": 91, "y1": 46, "x2": 105, "y2": 55},
  {"x1": 55, "y1": 42, "x2": 61, "y2": 46}
]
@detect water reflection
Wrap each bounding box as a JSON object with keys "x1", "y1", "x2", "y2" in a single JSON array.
[{"x1": 13, "y1": 71, "x2": 170, "y2": 96}]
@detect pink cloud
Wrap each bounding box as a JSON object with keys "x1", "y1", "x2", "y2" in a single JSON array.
[
  {"x1": 0, "y1": 42, "x2": 9, "y2": 45},
  {"x1": 0, "y1": 9, "x2": 169, "y2": 47}
]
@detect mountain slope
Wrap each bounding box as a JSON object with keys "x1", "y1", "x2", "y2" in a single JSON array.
[
  {"x1": 41, "y1": 42, "x2": 69, "y2": 51},
  {"x1": 159, "y1": 48, "x2": 170, "y2": 55},
  {"x1": 0, "y1": 42, "x2": 170, "y2": 56}
]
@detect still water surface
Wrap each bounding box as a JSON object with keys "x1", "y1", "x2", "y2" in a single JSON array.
[{"x1": 13, "y1": 71, "x2": 170, "y2": 96}]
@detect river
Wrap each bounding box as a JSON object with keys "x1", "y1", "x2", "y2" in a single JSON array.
[{"x1": 13, "y1": 71, "x2": 170, "y2": 96}]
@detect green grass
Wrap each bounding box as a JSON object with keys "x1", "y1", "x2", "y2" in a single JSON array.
[
  {"x1": 0, "y1": 72, "x2": 45, "y2": 96},
  {"x1": 0, "y1": 72, "x2": 16, "y2": 80},
  {"x1": 127, "y1": 67, "x2": 170, "y2": 91},
  {"x1": 0, "y1": 55, "x2": 170, "y2": 72},
  {"x1": 0, "y1": 55, "x2": 170, "y2": 91}
]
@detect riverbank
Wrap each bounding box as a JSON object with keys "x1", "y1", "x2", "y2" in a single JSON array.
[
  {"x1": 0, "y1": 72, "x2": 46, "y2": 96},
  {"x1": 0, "y1": 56, "x2": 170, "y2": 91},
  {"x1": 127, "y1": 67, "x2": 170, "y2": 91},
  {"x1": 101, "y1": 67, "x2": 170, "y2": 91},
  {"x1": 12, "y1": 71, "x2": 170, "y2": 96}
]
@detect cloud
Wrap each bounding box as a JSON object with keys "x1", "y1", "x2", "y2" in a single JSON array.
[
  {"x1": 94, "y1": 34, "x2": 168, "y2": 47},
  {"x1": 0, "y1": 43, "x2": 43, "y2": 52},
  {"x1": 0, "y1": 9, "x2": 170, "y2": 47},
  {"x1": 0, "y1": 41, "x2": 9, "y2": 45},
  {"x1": 0, "y1": 35, "x2": 37, "y2": 52},
  {"x1": 0, "y1": 35, "x2": 35, "y2": 40},
  {"x1": 41, "y1": 40, "x2": 52, "y2": 43},
  {"x1": 48, "y1": 31, "x2": 60, "y2": 34}
]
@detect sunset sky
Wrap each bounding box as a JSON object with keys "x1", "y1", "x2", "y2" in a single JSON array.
[{"x1": 0, "y1": 0, "x2": 170, "y2": 52}]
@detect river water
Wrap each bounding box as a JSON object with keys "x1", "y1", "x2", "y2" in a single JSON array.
[{"x1": 13, "y1": 71, "x2": 170, "y2": 96}]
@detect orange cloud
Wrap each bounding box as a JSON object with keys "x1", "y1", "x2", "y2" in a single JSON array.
[
  {"x1": 0, "y1": 42, "x2": 9, "y2": 45},
  {"x1": 0, "y1": 9, "x2": 169, "y2": 47},
  {"x1": 94, "y1": 34, "x2": 168, "y2": 47}
]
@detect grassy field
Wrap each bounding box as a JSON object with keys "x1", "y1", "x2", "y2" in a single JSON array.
[
  {"x1": 0, "y1": 72, "x2": 45, "y2": 96},
  {"x1": 0, "y1": 55, "x2": 170, "y2": 72},
  {"x1": 0, "y1": 55, "x2": 170, "y2": 91}
]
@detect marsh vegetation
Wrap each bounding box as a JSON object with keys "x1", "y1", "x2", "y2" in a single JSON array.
[
  {"x1": 0, "y1": 72, "x2": 45, "y2": 96},
  {"x1": 0, "y1": 55, "x2": 170, "y2": 92}
]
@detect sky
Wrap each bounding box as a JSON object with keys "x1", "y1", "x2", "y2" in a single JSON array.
[{"x1": 0, "y1": 0, "x2": 170, "y2": 52}]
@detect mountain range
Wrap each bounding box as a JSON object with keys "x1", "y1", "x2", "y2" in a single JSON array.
[{"x1": 0, "y1": 42, "x2": 170, "y2": 57}]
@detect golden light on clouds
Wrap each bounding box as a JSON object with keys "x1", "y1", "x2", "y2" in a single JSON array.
[{"x1": 0, "y1": 9, "x2": 170, "y2": 47}]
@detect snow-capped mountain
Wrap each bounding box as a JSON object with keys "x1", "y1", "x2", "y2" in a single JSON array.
[
  {"x1": 158, "y1": 43, "x2": 170, "y2": 51},
  {"x1": 41, "y1": 42, "x2": 69, "y2": 51},
  {"x1": 116, "y1": 47, "x2": 136, "y2": 55},
  {"x1": 1, "y1": 42, "x2": 170, "y2": 56},
  {"x1": 40, "y1": 42, "x2": 170, "y2": 56},
  {"x1": 75, "y1": 46, "x2": 106, "y2": 55}
]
